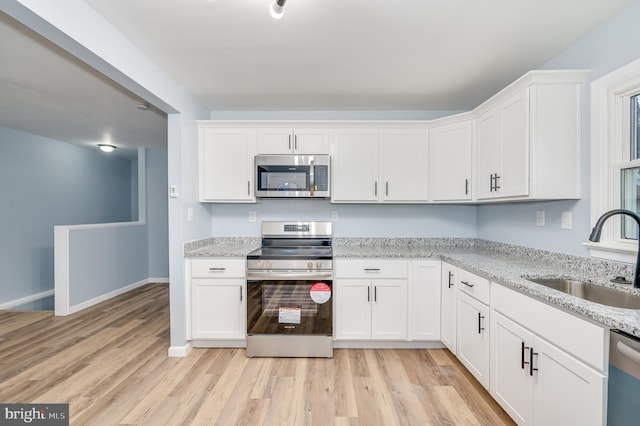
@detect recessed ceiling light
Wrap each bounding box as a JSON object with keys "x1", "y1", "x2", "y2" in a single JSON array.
[
  {"x1": 136, "y1": 102, "x2": 149, "y2": 111},
  {"x1": 270, "y1": 0, "x2": 286, "y2": 19},
  {"x1": 98, "y1": 144, "x2": 116, "y2": 153}
]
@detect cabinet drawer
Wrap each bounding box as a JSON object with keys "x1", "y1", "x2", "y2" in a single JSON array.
[
  {"x1": 191, "y1": 258, "x2": 246, "y2": 278},
  {"x1": 492, "y1": 283, "x2": 606, "y2": 371},
  {"x1": 335, "y1": 259, "x2": 408, "y2": 279},
  {"x1": 457, "y1": 268, "x2": 490, "y2": 305}
]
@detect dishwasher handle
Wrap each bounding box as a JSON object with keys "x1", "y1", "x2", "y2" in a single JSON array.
[{"x1": 610, "y1": 330, "x2": 640, "y2": 380}]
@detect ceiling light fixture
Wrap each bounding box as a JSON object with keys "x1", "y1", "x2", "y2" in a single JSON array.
[
  {"x1": 270, "y1": 0, "x2": 286, "y2": 19},
  {"x1": 98, "y1": 144, "x2": 116, "y2": 153}
]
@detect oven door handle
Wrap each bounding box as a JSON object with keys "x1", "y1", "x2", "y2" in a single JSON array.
[{"x1": 247, "y1": 271, "x2": 332, "y2": 280}]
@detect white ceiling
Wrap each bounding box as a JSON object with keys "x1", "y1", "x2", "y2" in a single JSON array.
[{"x1": 0, "y1": 0, "x2": 635, "y2": 156}]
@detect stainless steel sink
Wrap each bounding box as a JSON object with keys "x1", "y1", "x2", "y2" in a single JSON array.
[{"x1": 525, "y1": 278, "x2": 640, "y2": 309}]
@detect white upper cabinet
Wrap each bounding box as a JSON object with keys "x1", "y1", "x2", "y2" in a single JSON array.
[
  {"x1": 331, "y1": 128, "x2": 380, "y2": 202},
  {"x1": 429, "y1": 120, "x2": 473, "y2": 201},
  {"x1": 257, "y1": 128, "x2": 329, "y2": 154},
  {"x1": 381, "y1": 129, "x2": 429, "y2": 202},
  {"x1": 199, "y1": 126, "x2": 256, "y2": 203},
  {"x1": 475, "y1": 71, "x2": 585, "y2": 201},
  {"x1": 331, "y1": 127, "x2": 428, "y2": 203}
]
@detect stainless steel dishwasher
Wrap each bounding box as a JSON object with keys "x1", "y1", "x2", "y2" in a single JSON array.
[{"x1": 608, "y1": 330, "x2": 640, "y2": 425}]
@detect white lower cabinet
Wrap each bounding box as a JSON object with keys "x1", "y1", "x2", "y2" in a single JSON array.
[
  {"x1": 335, "y1": 259, "x2": 408, "y2": 340},
  {"x1": 409, "y1": 260, "x2": 441, "y2": 341},
  {"x1": 457, "y1": 291, "x2": 490, "y2": 389},
  {"x1": 190, "y1": 258, "x2": 246, "y2": 340},
  {"x1": 440, "y1": 262, "x2": 457, "y2": 353},
  {"x1": 491, "y1": 284, "x2": 606, "y2": 426}
]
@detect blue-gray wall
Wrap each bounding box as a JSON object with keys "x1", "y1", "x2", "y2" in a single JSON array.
[
  {"x1": 0, "y1": 126, "x2": 134, "y2": 307},
  {"x1": 476, "y1": 0, "x2": 640, "y2": 257},
  {"x1": 146, "y1": 147, "x2": 169, "y2": 278}
]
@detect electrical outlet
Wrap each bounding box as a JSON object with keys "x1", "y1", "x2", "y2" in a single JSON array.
[
  {"x1": 536, "y1": 211, "x2": 545, "y2": 227},
  {"x1": 561, "y1": 211, "x2": 572, "y2": 229},
  {"x1": 331, "y1": 211, "x2": 339, "y2": 221},
  {"x1": 249, "y1": 211, "x2": 257, "y2": 223},
  {"x1": 169, "y1": 185, "x2": 179, "y2": 198},
  {"x1": 187, "y1": 208, "x2": 194, "y2": 222}
]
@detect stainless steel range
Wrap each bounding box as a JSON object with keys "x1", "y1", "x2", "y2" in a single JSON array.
[{"x1": 246, "y1": 221, "x2": 333, "y2": 358}]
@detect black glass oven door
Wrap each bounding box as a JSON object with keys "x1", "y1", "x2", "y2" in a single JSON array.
[{"x1": 247, "y1": 279, "x2": 332, "y2": 335}]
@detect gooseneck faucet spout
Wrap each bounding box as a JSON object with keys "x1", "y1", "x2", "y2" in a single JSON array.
[{"x1": 589, "y1": 209, "x2": 640, "y2": 288}]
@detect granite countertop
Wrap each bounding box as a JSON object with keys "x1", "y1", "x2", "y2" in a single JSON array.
[{"x1": 185, "y1": 236, "x2": 640, "y2": 338}]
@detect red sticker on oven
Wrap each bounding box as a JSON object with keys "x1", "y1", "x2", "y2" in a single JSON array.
[{"x1": 310, "y1": 282, "x2": 331, "y2": 304}]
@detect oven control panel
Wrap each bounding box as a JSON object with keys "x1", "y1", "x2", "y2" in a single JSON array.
[{"x1": 247, "y1": 259, "x2": 333, "y2": 271}]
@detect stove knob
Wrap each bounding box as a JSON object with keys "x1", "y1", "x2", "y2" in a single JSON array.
[
  {"x1": 265, "y1": 260, "x2": 272, "y2": 269},
  {"x1": 316, "y1": 261, "x2": 322, "y2": 269},
  {"x1": 307, "y1": 261, "x2": 314, "y2": 269},
  {"x1": 257, "y1": 260, "x2": 263, "y2": 269}
]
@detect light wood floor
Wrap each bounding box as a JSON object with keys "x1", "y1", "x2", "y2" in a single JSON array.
[{"x1": 0, "y1": 284, "x2": 514, "y2": 425}]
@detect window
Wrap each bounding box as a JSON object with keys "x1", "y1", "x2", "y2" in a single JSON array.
[{"x1": 589, "y1": 59, "x2": 640, "y2": 263}]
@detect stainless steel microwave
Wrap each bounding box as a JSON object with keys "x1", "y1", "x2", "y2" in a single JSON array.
[{"x1": 255, "y1": 155, "x2": 330, "y2": 198}]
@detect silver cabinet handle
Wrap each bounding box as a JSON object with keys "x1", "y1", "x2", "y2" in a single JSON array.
[
  {"x1": 294, "y1": 134, "x2": 298, "y2": 150},
  {"x1": 209, "y1": 267, "x2": 226, "y2": 272},
  {"x1": 460, "y1": 280, "x2": 474, "y2": 288},
  {"x1": 247, "y1": 181, "x2": 251, "y2": 196},
  {"x1": 240, "y1": 286, "x2": 243, "y2": 301},
  {"x1": 478, "y1": 312, "x2": 485, "y2": 334},
  {"x1": 374, "y1": 286, "x2": 377, "y2": 302},
  {"x1": 494, "y1": 173, "x2": 501, "y2": 190},
  {"x1": 288, "y1": 134, "x2": 291, "y2": 150},
  {"x1": 367, "y1": 286, "x2": 370, "y2": 302},
  {"x1": 374, "y1": 181, "x2": 378, "y2": 196},
  {"x1": 465, "y1": 179, "x2": 469, "y2": 195},
  {"x1": 529, "y1": 348, "x2": 538, "y2": 376},
  {"x1": 385, "y1": 181, "x2": 389, "y2": 196},
  {"x1": 364, "y1": 268, "x2": 381, "y2": 272},
  {"x1": 448, "y1": 271, "x2": 454, "y2": 288}
]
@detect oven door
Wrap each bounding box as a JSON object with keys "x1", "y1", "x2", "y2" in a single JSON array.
[{"x1": 247, "y1": 271, "x2": 332, "y2": 336}]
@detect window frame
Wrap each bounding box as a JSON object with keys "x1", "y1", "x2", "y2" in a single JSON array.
[{"x1": 588, "y1": 57, "x2": 640, "y2": 263}]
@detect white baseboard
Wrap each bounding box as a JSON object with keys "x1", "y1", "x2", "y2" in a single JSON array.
[
  {"x1": 332, "y1": 340, "x2": 445, "y2": 349},
  {"x1": 0, "y1": 289, "x2": 55, "y2": 310},
  {"x1": 66, "y1": 278, "x2": 151, "y2": 315},
  {"x1": 192, "y1": 339, "x2": 246, "y2": 348},
  {"x1": 168, "y1": 342, "x2": 193, "y2": 357},
  {"x1": 148, "y1": 277, "x2": 169, "y2": 284}
]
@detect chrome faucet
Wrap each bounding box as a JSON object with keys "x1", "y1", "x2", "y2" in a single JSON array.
[{"x1": 589, "y1": 209, "x2": 640, "y2": 288}]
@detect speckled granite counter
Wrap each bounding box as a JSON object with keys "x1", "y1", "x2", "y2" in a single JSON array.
[
  {"x1": 185, "y1": 236, "x2": 640, "y2": 338},
  {"x1": 184, "y1": 237, "x2": 260, "y2": 257}
]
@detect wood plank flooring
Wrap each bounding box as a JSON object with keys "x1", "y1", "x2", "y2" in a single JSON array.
[{"x1": 0, "y1": 284, "x2": 514, "y2": 425}]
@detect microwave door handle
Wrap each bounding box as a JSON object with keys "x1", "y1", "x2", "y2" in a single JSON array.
[{"x1": 309, "y1": 160, "x2": 315, "y2": 196}]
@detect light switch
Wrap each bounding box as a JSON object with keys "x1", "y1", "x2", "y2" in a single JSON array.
[
  {"x1": 187, "y1": 208, "x2": 194, "y2": 222},
  {"x1": 331, "y1": 211, "x2": 339, "y2": 221},
  {"x1": 561, "y1": 211, "x2": 572, "y2": 229},
  {"x1": 249, "y1": 211, "x2": 257, "y2": 222},
  {"x1": 169, "y1": 185, "x2": 179, "y2": 198},
  {"x1": 536, "y1": 211, "x2": 545, "y2": 227}
]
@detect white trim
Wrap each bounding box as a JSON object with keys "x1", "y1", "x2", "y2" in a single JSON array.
[
  {"x1": 590, "y1": 56, "x2": 640, "y2": 262},
  {"x1": 191, "y1": 339, "x2": 246, "y2": 348},
  {"x1": 0, "y1": 289, "x2": 55, "y2": 310},
  {"x1": 54, "y1": 225, "x2": 70, "y2": 315},
  {"x1": 66, "y1": 278, "x2": 150, "y2": 315},
  {"x1": 148, "y1": 277, "x2": 170, "y2": 284},
  {"x1": 168, "y1": 342, "x2": 193, "y2": 357},
  {"x1": 333, "y1": 340, "x2": 444, "y2": 349}
]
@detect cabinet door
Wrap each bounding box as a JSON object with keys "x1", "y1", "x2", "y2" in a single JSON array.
[
  {"x1": 381, "y1": 129, "x2": 428, "y2": 202},
  {"x1": 533, "y1": 337, "x2": 605, "y2": 426},
  {"x1": 490, "y1": 312, "x2": 535, "y2": 425},
  {"x1": 371, "y1": 279, "x2": 408, "y2": 340},
  {"x1": 200, "y1": 128, "x2": 255, "y2": 202},
  {"x1": 335, "y1": 279, "x2": 372, "y2": 340},
  {"x1": 499, "y1": 91, "x2": 529, "y2": 198},
  {"x1": 410, "y1": 261, "x2": 441, "y2": 341},
  {"x1": 440, "y1": 263, "x2": 457, "y2": 353},
  {"x1": 257, "y1": 128, "x2": 293, "y2": 154},
  {"x1": 476, "y1": 109, "x2": 501, "y2": 199},
  {"x1": 331, "y1": 129, "x2": 380, "y2": 202},
  {"x1": 192, "y1": 278, "x2": 245, "y2": 339},
  {"x1": 457, "y1": 292, "x2": 490, "y2": 389},
  {"x1": 293, "y1": 128, "x2": 329, "y2": 154},
  {"x1": 429, "y1": 121, "x2": 473, "y2": 201}
]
